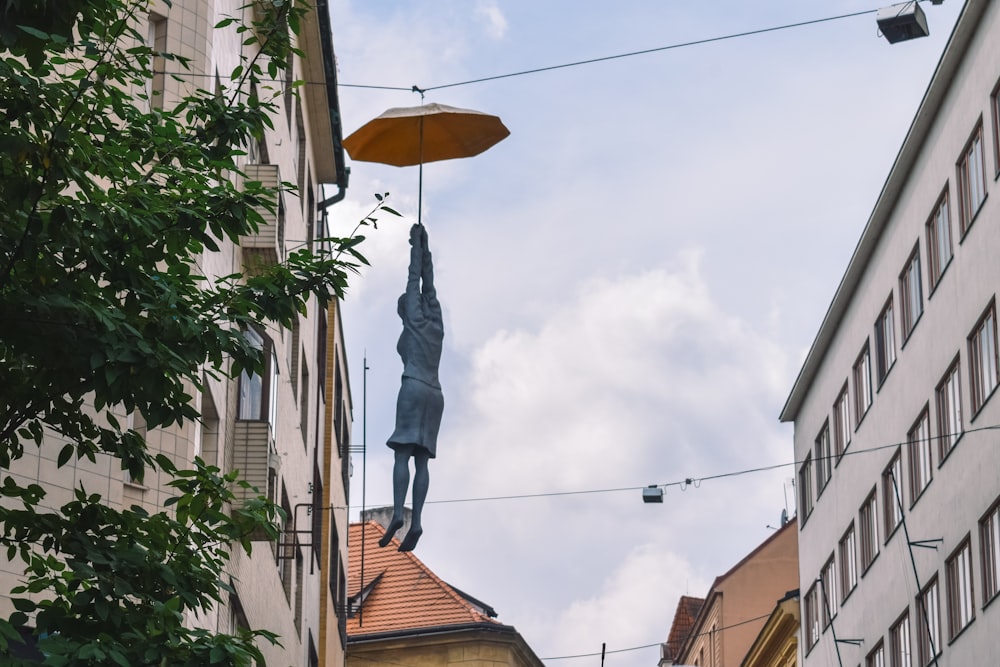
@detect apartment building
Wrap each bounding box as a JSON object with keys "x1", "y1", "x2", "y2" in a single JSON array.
[
  {"x1": 780, "y1": 1, "x2": 1000, "y2": 665},
  {"x1": 0, "y1": 1, "x2": 353, "y2": 665}
]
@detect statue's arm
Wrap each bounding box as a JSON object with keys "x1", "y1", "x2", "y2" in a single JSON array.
[
  {"x1": 404, "y1": 224, "x2": 424, "y2": 321},
  {"x1": 420, "y1": 227, "x2": 442, "y2": 324}
]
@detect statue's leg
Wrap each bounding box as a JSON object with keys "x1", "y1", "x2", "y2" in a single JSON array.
[
  {"x1": 398, "y1": 451, "x2": 429, "y2": 552},
  {"x1": 378, "y1": 447, "x2": 412, "y2": 547}
]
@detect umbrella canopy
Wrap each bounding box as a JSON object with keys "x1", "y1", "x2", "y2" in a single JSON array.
[{"x1": 343, "y1": 103, "x2": 510, "y2": 167}]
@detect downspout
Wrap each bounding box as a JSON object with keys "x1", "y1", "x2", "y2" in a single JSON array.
[{"x1": 315, "y1": 0, "x2": 350, "y2": 211}]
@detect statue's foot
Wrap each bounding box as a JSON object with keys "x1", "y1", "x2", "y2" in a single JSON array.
[
  {"x1": 377, "y1": 517, "x2": 405, "y2": 548},
  {"x1": 398, "y1": 526, "x2": 423, "y2": 552}
]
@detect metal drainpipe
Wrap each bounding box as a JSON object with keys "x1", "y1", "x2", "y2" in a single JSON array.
[{"x1": 316, "y1": 0, "x2": 350, "y2": 211}]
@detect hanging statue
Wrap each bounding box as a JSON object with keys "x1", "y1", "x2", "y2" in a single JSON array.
[{"x1": 379, "y1": 223, "x2": 444, "y2": 552}]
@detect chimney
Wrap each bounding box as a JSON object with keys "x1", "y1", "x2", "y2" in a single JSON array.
[{"x1": 362, "y1": 506, "x2": 413, "y2": 543}]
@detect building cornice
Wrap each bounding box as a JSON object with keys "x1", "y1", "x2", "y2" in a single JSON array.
[{"x1": 780, "y1": 0, "x2": 988, "y2": 422}]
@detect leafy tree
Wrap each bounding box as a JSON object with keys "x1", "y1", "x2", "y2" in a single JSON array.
[{"x1": 0, "y1": 0, "x2": 393, "y2": 663}]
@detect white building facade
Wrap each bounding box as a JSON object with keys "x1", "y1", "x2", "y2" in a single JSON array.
[{"x1": 781, "y1": 1, "x2": 1000, "y2": 666}]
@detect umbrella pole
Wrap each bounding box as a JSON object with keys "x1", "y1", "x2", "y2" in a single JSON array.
[{"x1": 418, "y1": 116, "x2": 424, "y2": 226}]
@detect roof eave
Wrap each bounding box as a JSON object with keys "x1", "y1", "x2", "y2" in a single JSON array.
[
  {"x1": 299, "y1": 0, "x2": 348, "y2": 191},
  {"x1": 780, "y1": 0, "x2": 987, "y2": 423}
]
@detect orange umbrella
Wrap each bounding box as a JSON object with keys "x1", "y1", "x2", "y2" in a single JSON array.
[
  {"x1": 343, "y1": 103, "x2": 509, "y2": 167},
  {"x1": 342, "y1": 103, "x2": 510, "y2": 223}
]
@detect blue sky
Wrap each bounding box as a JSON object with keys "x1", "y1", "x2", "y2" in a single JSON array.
[{"x1": 326, "y1": 2, "x2": 964, "y2": 665}]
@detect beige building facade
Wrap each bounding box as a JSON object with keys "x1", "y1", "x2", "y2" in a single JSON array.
[
  {"x1": 663, "y1": 520, "x2": 798, "y2": 667},
  {"x1": 0, "y1": 1, "x2": 353, "y2": 665},
  {"x1": 781, "y1": 1, "x2": 1000, "y2": 665}
]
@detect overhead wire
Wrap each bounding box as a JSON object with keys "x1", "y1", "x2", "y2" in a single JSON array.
[
  {"x1": 338, "y1": 423, "x2": 1000, "y2": 509},
  {"x1": 542, "y1": 612, "x2": 772, "y2": 660},
  {"x1": 155, "y1": 6, "x2": 885, "y2": 94}
]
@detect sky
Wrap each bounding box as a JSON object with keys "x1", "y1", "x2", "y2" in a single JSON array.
[{"x1": 324, "y1": 2, "x2": 965, "y2": 666}]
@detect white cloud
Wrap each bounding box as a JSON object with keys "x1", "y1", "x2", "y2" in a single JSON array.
[
  {"x1": 388, "y1": 249, "x2": 796, "y2": 665},
  {"x1": 546, "y1": 546, "x2": 709, "y2": 660},
  {"x1": 476, "y1": 1, "x2": 509, "y2": 40}
]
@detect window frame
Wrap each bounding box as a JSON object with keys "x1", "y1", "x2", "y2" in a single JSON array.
[
  {"x1": 925, "y1": 186, "x2": 953, "y2": 292},
  {"x1": 968, "y1": 299, "x2": 999, "y2": 417},
  {"x1": 945, "y1": 536, "x2": 975, "y2": 641},
  {"x1": 833, "y1": 383, "x2": 851, "y2": 461},
  {"x1": 917, "y1": 575, "x2": 941, "y2": 666},
  {"x1": 936, "y1": 356, "x2": 963, "y2": 464},
  {"x1": 804, "y1": 582, "x2": 820, "y2": 652},
  {"x1": 798, "y1": 453, "x2": 814, "y2": 524},
  {"x1": 820, "y1": 553, "x2": 837, "y2": 627},
  {"x1": 882, "y1": 448, "x2": 904, "y2": 541},
  {"x1": 956, "y1": 120, "x2": 987, "y2": 236},
  {"x1": 899, "y1": 244, "x2": 924, "y2": 342},
  {"x1": 815, "y1": 420, "x2": 832, "y2": 497},
  {"x1": 866, "y1": 639, "x2": 885, "y2": 667},
  {"x1": 890, "y1": 609, "x2": 912, "y2": 667},
  {"x1": 859, "y1": 488, "x2": 880, "y2": 574},
  {"x1": 992, "y1": 78, "x2": 1000, "y2": 178},
  {"x1": 853, "y1": 341, "x2": 873, "y2": 426},
  {"x1": 907, "y1": 406, "x2": 933, "y2": 507},
  {"x1": 237, "y1": 326, "x2": 278, "y2": 424},
  {"x1": 980, "y1": 495, "x2": 1000, "y2": 608},
  {"x1": 839, "y1": 522, "x2": 858, "y2": 603},
  {"x1": 874, "y1": 294, "x2": 897, "y2": 386}
]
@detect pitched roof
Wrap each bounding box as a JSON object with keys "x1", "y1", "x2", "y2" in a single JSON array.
[
  {"x1": 347, "y1": 521, "x2": 501, "y2": 637},
  {"x1": 664, "y1": 595, "x2": 705, "y2": 661}
]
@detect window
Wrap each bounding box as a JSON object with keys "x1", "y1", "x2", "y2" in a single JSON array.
[
  {"x1": 917, "y1": 576, "x2": 941, "y2": 666},
  {"x1": 907, "y1": 407, "x2": 932, "y2": 504},
  {"x1": 936, "y1": 358, "x2": 963, "y2": 461},
  {"x1": 882, "y1": 449, "x2": 903, "y2": 538},
  {"x1": 899, "y1": 245, "x2": 923, "y2": 340},
  {"x1": 926, "y1": 188, "x2": 952, "y2": 289},
  {"x1": 890, "y1": 611, "x2": 911, "y2": 667},
  {"x1": 148, "y1": 14, "x2": 167, "y2": 110},
  {"x1": 859, "y1": 489, "x2": 879, "y2": 573},
  {"x1": 854, "y1": 342, "x2": 873, "y2": 424},
  {"x1": 866, "y1": 640, "x2": 885, "y2": 667},
  {"x1": 804, "y1": 583, "x2": 820, "y2": 651},
  {"x1": 833, "y1": 384, "x2": 851, "y2": 459},
  {"x1": 238, "y1": 327, "x2": 278, "y2": 425},
  {"x1": 820, "y1": 554, "x2": 837, "y2": 626},
  {"x1": 946, "y1": 538, "x2": 974, "y2": 639},
  {"x1": 993, "y1": 81, "x2": 1000, "y2": 175},
  {"x1": 957, "y1": 122, "x2": 986, "y2": 234},
  {"x1": 839, "y1": 523, "x2": 858, "y2": 602},
  {"x1": 329, "y1": 519, "x2": 343, "y2": 612},
  {"x1": 289, "y1": 318, "x2": 300, "y2": 401},
  {"x1": 278, "y1": 490, "x2": 293, "y2": 601},
  {"x1": 815, "y1": 422, "x2": 832, "y2": 496},
  {"x1": 798, "y1": 454, "x2": 814, "y2": 522},
  {"x1": 968, "y1": 301, "x2": 999, "y2": 415},
  {"x1": 980, "y1": 497, "x2": 1000, "y2": 606},
  {"x1": 300, "y1": 356, "x2": 310, "y2": 447},
  {"x1": 875, "y1": 296, "x2": 896, "y2": 384}
]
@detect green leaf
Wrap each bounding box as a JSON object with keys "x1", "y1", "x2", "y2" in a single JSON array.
[{"x1": 57, "y1": 444, "x2": 74, "y2": 467}]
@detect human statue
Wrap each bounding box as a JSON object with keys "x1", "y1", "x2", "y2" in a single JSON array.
[{"x1": 379, "y1": 223, "x2": 444, "y2": 552}]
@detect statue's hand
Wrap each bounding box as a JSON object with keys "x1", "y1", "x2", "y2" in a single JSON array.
[{"x1": 409, "y1": 223, "x2": 422, "y2": 246}]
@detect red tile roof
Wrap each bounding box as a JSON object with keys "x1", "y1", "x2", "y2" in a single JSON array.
[
  {"x1": 347, "y1": 521, "x2": 501, "y2": 637},
  {"x1": 664, "y1": 595, "x2": 705, "y2": 660}
]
